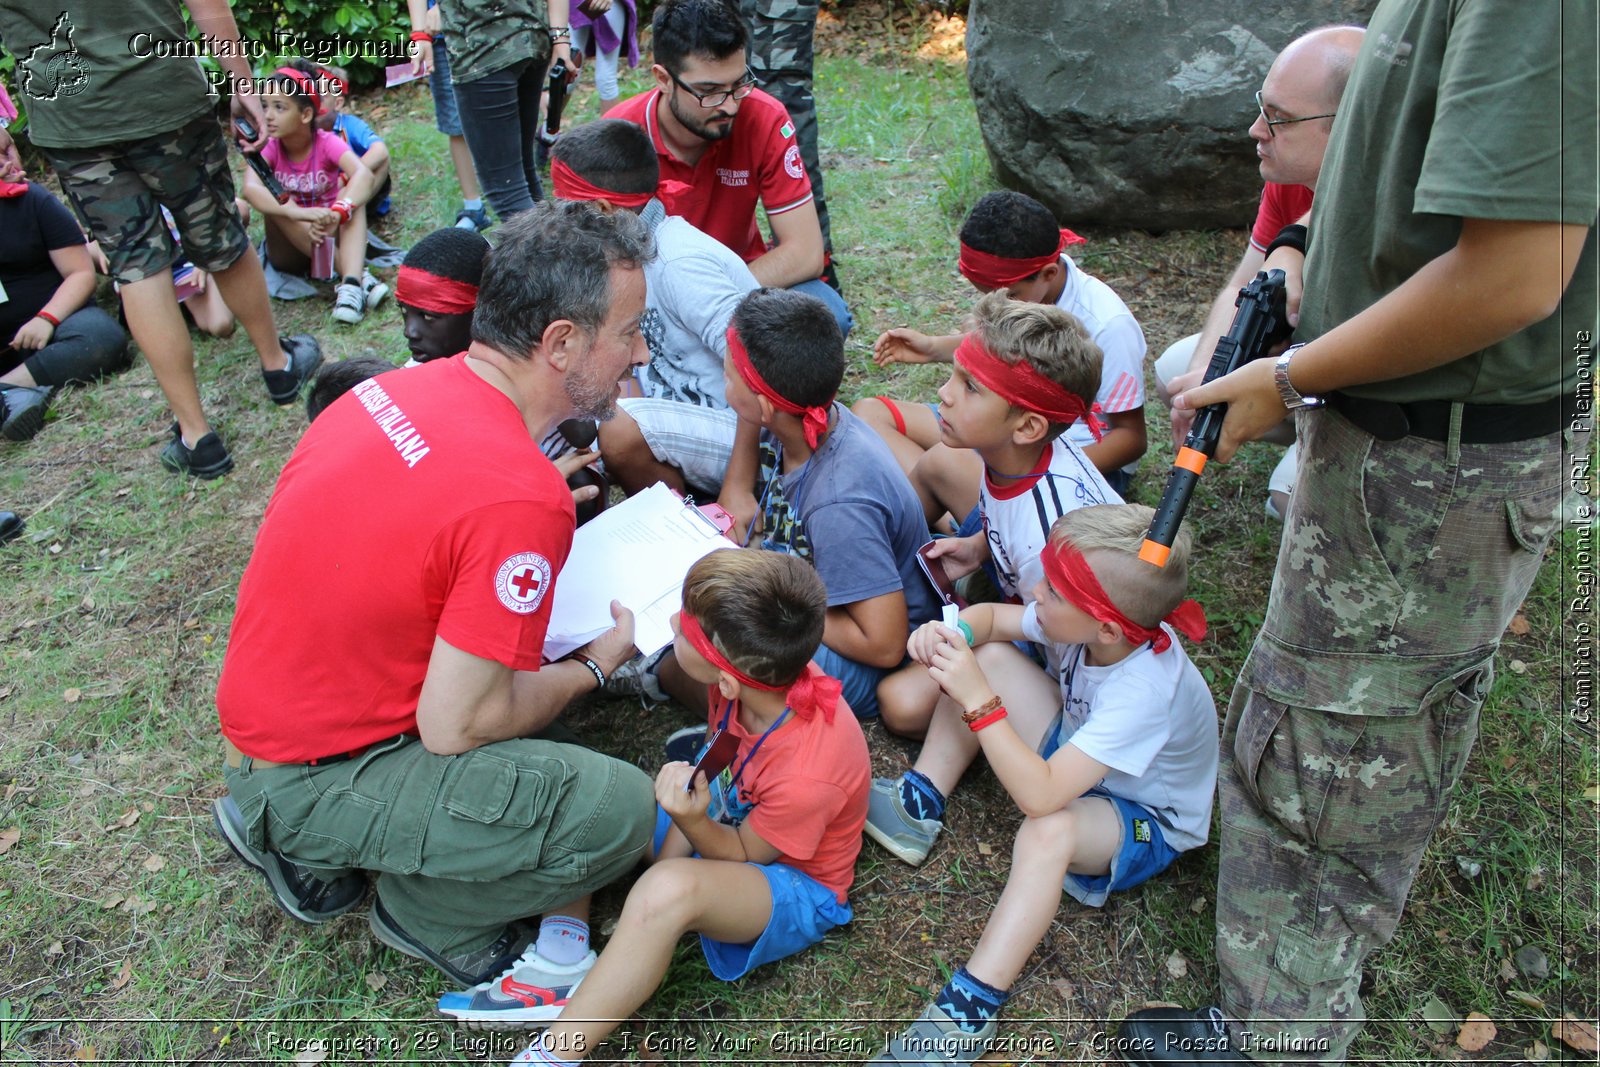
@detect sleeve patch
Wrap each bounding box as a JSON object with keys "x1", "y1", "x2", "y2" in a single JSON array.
[{"x1": 495, "y1": 552, "x2": 553, "y2": 613}]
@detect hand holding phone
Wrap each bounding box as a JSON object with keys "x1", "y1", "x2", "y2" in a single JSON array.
[{"x1": 687, "y1": 728, "x2": 740, "y2": 791}]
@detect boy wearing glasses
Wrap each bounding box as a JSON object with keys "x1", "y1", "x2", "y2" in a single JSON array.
[{"x1": 605, "y1": 0, "x2": 849, "y2": 335}]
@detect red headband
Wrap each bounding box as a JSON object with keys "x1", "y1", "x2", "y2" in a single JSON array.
[
  {"x1": 274, "y1": 67, "x2": 324, "y2": 116},
  {"x1": 953, "y1": 333, "x2": 1101, "y2": 437},
  {"x1": 396, "y1": 266, "x2": 478, "y2": 315},
  {"x1": 550, "y1": 160, "x2": 695, "y2": 209},
  {"x1": 0, "y1": 180, "x2": 28, "y2": 198},
  {"x1": 957, "y1": 228, "x2": 1086, "y2": 290},
  {"x1": 679, "y1": 610, "x2": 842, "y2": 723},
  {"x1": 1044, "y1": 540, "x2": 1206, "y2": 654},
  {"x1": 726, "y1": 326, "x2": 833, "y2": 449}
]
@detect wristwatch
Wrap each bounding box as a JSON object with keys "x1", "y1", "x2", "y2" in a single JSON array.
[{"x1": 1274, "y1": 343, "x2": 1323, "y2": 410}]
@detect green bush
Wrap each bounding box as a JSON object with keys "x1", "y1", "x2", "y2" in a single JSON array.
[{"x1": 221, "y1": 0, "x2": 412, "y2": 89}]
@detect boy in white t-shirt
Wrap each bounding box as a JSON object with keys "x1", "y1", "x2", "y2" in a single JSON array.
[
  {"x1": 868, "y1": 504, "x2": 1217, "y2": 1064},
  {"x1": 856, "y1": 189, "x2": 1148, "y2": 493}
]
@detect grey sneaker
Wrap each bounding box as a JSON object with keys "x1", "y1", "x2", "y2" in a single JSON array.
[
  {"x1": 212, "y1": 795, "x2": 365, "y2": 923},
  {"x1": 604, "y1": 646, "x2": 669, "y2": 704},
  {"x1": 361, "y1": 270, "x2": 390, "y2": 311},
  {"x1": 331, "y1": 279, "x2": 366, "y2": 324},
  {"x1": 263, "y1": 334, "x2": 324, "y2": 405},
  {"x1": 863, "y1": 776, "x2": 941, "y2": 866},
  {"x1": 369, "y1": 898, "x2": 535, "y2": 986},
  {"x1": 869, "y1": 1001, "x2": 996, "y2": 1064},
  {"x1": 1, "y1": 384, "x2": 57, "y2": 441},
  {"x1": 160, "y1": 428, "x2": 234, "y2": 479}
]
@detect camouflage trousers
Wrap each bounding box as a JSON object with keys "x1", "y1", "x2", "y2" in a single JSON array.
[
  {"x1": 1215, "y1": 404, "x2": 1569, "y2": 1062},
  {"x1": 741, "y1": 0, "x2": 830, "y2": 250}
]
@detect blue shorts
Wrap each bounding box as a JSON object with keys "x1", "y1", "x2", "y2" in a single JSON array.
[
  {"x1": 429, "y1": 37, "x2": 463, "y2": 136},
  {"x1": 651, "y1": 807, "x2": 852, "y2": 981},
  {"x1": 1037, "y1": 730, "x2": 1180, "y2": 907},
  {"x1": 810, "y1": 643, "x2": 889, "y2": 720}
]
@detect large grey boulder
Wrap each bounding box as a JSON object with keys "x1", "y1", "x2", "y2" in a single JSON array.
[{"x1": 966, "y1": 0, "x2": 1377, "y2": 230}]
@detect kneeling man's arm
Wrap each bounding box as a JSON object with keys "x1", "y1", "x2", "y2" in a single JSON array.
[{"x1": 750, "y1": 201, "x2": 826, "y2": 289}]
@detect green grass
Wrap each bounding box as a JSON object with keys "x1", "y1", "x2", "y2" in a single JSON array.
[{"x1": 2, "y1": 15, "x2": 1596, "y2": 1065}]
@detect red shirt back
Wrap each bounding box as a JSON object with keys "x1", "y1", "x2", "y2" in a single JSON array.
[
  {"x1": 605, "y1": 87, "x2": 813, "y2": 263},
  {"x1": 217, "y1": 358, "x2": 575, "y2": 763},
  {"x1": 1250, "y1": 181, "x2": 1315, "y2": 252}
]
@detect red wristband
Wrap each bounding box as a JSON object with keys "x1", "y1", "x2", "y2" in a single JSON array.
[
  {"x1": 330, "y1": 199, "x2": 353, "y2": 225},
  {"x1": 35, "y1": 311, "x2": 60, "y2": 328},
  {"x1": 968, "y1": 706, "x2": 1009, "y2": 732},
  {"x1": 410, "y1": 30, "x2": 433, "y2": 41}
]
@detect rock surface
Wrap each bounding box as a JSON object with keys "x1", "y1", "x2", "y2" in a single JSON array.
[{"x1": 965, "y1": 0, "x2": 1378, "y2": 229}]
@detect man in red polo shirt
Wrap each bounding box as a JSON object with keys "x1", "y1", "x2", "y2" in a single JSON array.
[
  {"x1": 212, "y1": 202, "x2": 657, "y2": 991},
  {"x1": 605, "y1": 0, "x2": 851, "y2": 336}
]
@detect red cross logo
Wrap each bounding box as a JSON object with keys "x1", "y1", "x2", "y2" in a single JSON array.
[
  {"x1": 511, "y1": 567, "x2": 543, "y2": 599},
  {"x1": 495, "y1": 552, "x2": 552, "y2": 614}
]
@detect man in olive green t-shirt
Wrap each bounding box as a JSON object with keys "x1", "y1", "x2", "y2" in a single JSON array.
[
  {"x1": 1117, "y1": 0, "x2": 1596, "y2": 1062},
  {"x1": 0, "y1": 0, "x2": 320, "y2": 477}
]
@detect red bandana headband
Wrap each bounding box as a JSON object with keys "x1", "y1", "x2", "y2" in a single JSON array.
[
  {"x1": 550, "y1": 159, "x2": 694, "y2": 209},
  {"x1": 726, "y1": 326, "x2": 833, "y2": 449},
  {"x1": 274, "y1": 67, "x2": 324, "y2": 116},
  {"x1": 953, "y1": 333, "x2": 1101, "y2": 437},
  {"x1": 0, "y1": 180, "x2": 28, "y2": 198},
  {"x1": 395, "y1": 266, "x2": 478, "y2": 316},
  {"x1": 1044, "y1": 540, "x2": 1206, "y2": 654},
  {"x1": 957, "y1": 228, "x2": 1086, "y2": 290},
  {"x1": 679, "y1": 610, "x2": 843, "y2": 723}
]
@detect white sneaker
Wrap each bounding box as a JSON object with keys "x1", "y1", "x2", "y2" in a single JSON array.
[
  {"x1": 331, "y1": 280, "x2": 365, "y2": 324},
  {"x1": 361, "y1": 270, "x2": 390, "y2": 311},
  {"x1": 436, "y1": 945, "x2": 595, "y2": 1029}
]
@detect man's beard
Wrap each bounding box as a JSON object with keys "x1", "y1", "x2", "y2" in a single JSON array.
[
  {"x1": 668, "y1": 91, "x2": 735, "y2": 143},
  {"x1": 564, "y1": 365, "x2": 620, "y2": 422}
]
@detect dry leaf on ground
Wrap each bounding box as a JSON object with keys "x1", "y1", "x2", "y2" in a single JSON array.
[
  {"x1": 1507, "y1": 613, "x2": 1530, "y2": 635},
  {"x1": 141, "y1": 854, "x2": 166, "y2": 873},
  {"x1": 63, "y1": 687, "x2": 82, "y2": 702},
  {"x1": 106, "y1": 809, "x2": 140, "y2": 831},
  {"x1": 110, "y1": 959, "x2": 134, "y2": 991},
  {"x1": 1554, "y1": 1017, "x2": 1599, "y2": 1053},
  {"x1": 293, "y1": 1047, "x2": 328, "y2": 1065},
  {"x1": 1456, "y1": 1012, "x2": 1496, "y2": 1051},
  {"x1": 1165, "y1": 952, "x2": 1188, "y2": 979},
  {"x1": 0, "y1": 826, "x2": 19, "y2": 855}
]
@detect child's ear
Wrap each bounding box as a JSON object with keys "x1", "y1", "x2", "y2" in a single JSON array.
[
  {"x1": 1011, "y1": 409, "x2": 1052, "y2": 447},
  {"x1": 1096, "y1": 619, "x2": 1125, "y2": 646},
  {"x1": 716, "y1": 672, "x2": 741, "y2": 702},
  {"x1": 755, "y1": 394, "x2": 777, "y2": 427}
]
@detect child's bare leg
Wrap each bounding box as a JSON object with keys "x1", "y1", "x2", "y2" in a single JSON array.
[
  {"x1": 184, "y1": 282, "x2": 236, "y2": 338},
  {"x1": 877, "y1": 663, "x2": 943, "y2": 739},
  {"x1": 965, "y1": 796, "x2": 1119, "y2": 989},
  {"x1": 912, "y1": 642, "x2": 1059, "y2": 797},
  {"x1": 449, "y1": 135, "x2": 481, "y2": 200},
  {"x1": 909, "y1": 443, "x2": 983, "y2": 529},
  {"x1": 261, "y1": 213, "x2": 315, "y2": 271},
  {"x1": 852, "y1": 397, "x2": 941, "y2": 479},
  {"x1": 534, "y1": 859, "x2": 772, "y2": 1061},
  {"x1": 336, "y1": 212, "x2": 368, "y2": 280}
]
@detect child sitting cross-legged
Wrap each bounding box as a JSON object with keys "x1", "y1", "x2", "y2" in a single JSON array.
[
  {"x1": 240, "y1": 59, "x2": 388, "y2": 325},
  {"x1": 440, "y1": 548, "x2": 869, "y2": 1064},
  {"x1": 872, "y1": 292, "x2": 1120, "y2": 757},
  {"x1": 868, "y1": 503, "x2": 1217, "y2": 1064}
]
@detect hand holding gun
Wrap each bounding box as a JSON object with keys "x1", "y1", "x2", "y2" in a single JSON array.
[
  {"x1": 233, "y1": 118, "x2": 290, "y2": 204},
  {"x1": 1140, "y1": 269, "x2": 1293, "y2": 567},
  {"x1": 542, "y1": 59, "x2": 570, "y2": 145}
]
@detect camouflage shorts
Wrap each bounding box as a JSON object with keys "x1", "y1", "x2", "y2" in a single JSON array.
[{"x1": 46, "y1": 114, "x2": 249, "y2": 285}]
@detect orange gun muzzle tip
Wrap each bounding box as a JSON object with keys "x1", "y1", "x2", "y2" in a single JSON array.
[{"x1": 1139, "y1": 540, "x2": 1172, "y2": 568}]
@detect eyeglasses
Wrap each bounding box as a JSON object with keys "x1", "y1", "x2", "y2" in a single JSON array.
[
  {"x1": 1255, "y1": 90, "x2": 1336, "y2": 137},
  {"x1": 669, "y1": 68, "x2": 757, "y2": 108}
]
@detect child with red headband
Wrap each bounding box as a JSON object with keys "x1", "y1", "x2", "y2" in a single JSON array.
[
  {"x1": 240, "y1": 59, "x2": 389, "y2": 326},
  {"x1": 855, "y1": 189, "x2": 1148, "y2": 493},
  {"x1": 393, "y1": 227, "x2": 490, "y2": 366},
  {"x1": 443, "y1": 549, "x2": 869, "y2": 1054},
  {"x1": 632, "y1": 287, "x2": 939, "y2": 719},
  {"x1": 873, "y1": 293, "x2": 1119, "y2": 743},
  {"x1": 868, "y1": 504, "x2": 1217, "y2": 1064}
]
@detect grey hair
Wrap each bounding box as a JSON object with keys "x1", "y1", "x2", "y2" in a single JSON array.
[{"x1": 472, "y1": 200, "x2": 656, "y2": 359}]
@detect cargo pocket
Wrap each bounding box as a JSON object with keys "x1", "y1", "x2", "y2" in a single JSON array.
[
  {"x1": 234, "y1": 789, "x2": 270, "y2": 853},
  {"x1": 1274, "y1": 924, "x2": 1363, "y2": 1012},
  {"x1": 432, "y1": 750, "x2": 556, "y2": 880},
  {"x1": 1239, "y1": 694, "x2": 1370, "y2": 847}
]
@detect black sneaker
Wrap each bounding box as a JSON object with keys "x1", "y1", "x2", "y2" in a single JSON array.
[
  {"x1": 161, "y1": 429, "x2": 235, "y2": 479},
  {"x1": 664, "y1": 724, "x2": 707, "y2": 764},
  {"x1": 212, "y1": 796, "x2": 367, "y2": 924},
  {"x1": 368, "y1": 897, "x2": 535, "y2": 986},
  {"x1": 1113, "y1": 1006, "x2": 1250, "y2": 1063},
  {"x1": 1, "y1": 384, "x2": 58, "y2": 441},
  {"x1": 262, "y1": 334, "x2": 324, "y2": 405},
  {"x1": 0, "y1": 511, "x2": 23, "y2": 545}
]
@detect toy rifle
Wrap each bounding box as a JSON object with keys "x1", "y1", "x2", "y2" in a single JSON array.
[
  {"x1": 1139, "y1": 269, "x2": 1293, "y2": 567},
  {"x1": 233, "y1": 118, "x2": 290, "y2": 204}
]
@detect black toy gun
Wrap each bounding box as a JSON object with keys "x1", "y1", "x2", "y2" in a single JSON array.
[
  {"x1": 1139, "y1": 269, "x2": 1292, "y2": 567},
  {"x1": 542, "y1": 59, "x2": 570, "y2": 144},
  {"x1": 233, "y1": 118, "x2": 290, "y2": 204}
]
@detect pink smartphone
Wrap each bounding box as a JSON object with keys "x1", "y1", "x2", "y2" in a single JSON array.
[{"x1": 687, "y1": 727, "x2": 740, "y2": 789}]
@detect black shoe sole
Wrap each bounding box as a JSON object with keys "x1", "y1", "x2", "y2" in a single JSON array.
[
  {"x1": 160, "y1": 443, "x2": 234, "y2": 479},
  {"x1": 1, "y1": 387, "x2": 57, "y2": 442}
]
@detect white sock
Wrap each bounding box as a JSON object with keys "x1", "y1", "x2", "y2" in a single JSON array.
[{"x1": 535, "y1": 915, "x2": 590, "y2": 965}]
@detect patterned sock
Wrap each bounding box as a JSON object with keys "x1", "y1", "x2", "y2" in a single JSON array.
[
  {"x1": 898, "y1": 770, "x2": 946, "y2": 822},
  {"x1": 535, "y1": 915, "x2": 590, "y2": 965},
  {"x1": 933, "y1": 965, "x2": 1009, "y2": 1035},
  {"x1": 515, "y1": 1034, "x2": 580, "y2": 1066}
]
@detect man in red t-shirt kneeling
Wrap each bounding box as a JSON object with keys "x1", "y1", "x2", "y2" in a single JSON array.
[{"x1": 212, "y1": 201, "x2": 658, "y2": 989}]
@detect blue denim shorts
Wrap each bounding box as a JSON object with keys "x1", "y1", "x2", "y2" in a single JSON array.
[
  {"x1": 651, "y1": 806, "x2": 851, "y2": 980},
  {"x1": 429, "y1": 37, "x2": 463, "y2": 136}
]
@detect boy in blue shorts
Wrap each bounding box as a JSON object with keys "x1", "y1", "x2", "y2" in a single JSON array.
[
  {"x1": 436, "y1": 549, "x2": 869, "y2": 1065},
  {"x1": 630, "y1": 287, "x2": 939, "y2": 719},
  {"x1": 870, "y1": 503, "x2": 1217, "y2": 1064}
]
